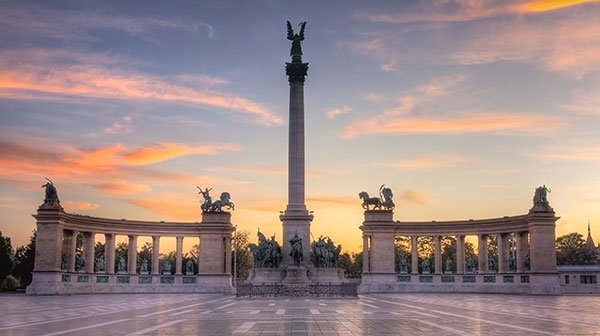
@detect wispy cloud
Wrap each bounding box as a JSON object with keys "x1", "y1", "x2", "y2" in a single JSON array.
[
  {"x1": 104, "y1": 116, "x2": 133, "y2": 135},
  {"x1": 127, "y1": 194, "x2": 200, "y2": 220},
  {"x1": 0, "y1": 49, "x2": 282, "y2": 125},
  {"x1": 563, "y1": 88, "x2": 600, "y2": 115},
  {"x1": 0, "y1": 5, "x2": 216, "y2": 41},
  {"x1": 392, "y1": 154, "x2": 477, "y2": 170},
  {"x1": 531, "y1": 143, "x2": 600, "y2": 161},
  {"x1": 364, "y1": 0, "x2": 598, "y2": 24},
  {"x1": 342, "y1": 113, "x2": 562, "y2": 138},
  {"x1": 326, "y1": 105, "x2": 353, "y2": 119},
  {"x1": 92, "y1": 180, "x2": 152, "y2": 194},
  {"x1": 121, "y1": 143, "x2": 240, "y2": 165},
  {"x1": 398, "y1": 189, "x2": 428, "y2": 205}
]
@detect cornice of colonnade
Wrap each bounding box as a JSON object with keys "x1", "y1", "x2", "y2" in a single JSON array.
[
  {"x1": 362, "y1": 210, "x2": 558, "y2": 236},
  {"x1": 33, "y1": 209, "x2": 234, "y2": 236}
]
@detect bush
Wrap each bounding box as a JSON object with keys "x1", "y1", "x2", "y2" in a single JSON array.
[{"x1": 0, "y1": 275, "x2": 20, "y2": 291}]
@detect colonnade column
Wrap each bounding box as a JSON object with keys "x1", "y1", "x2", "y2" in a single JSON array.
[
  {"x1": 83, "y1": 232, "x2": 95, "y2": 273},
  {"x1": 362, "y1": 235, "x2": 370, "y2": 273},
  {"x1": 152, "y1": 236, "x2": 160, "y2": 275},
  {"x1": 456, "y1": 235, "x2": 465, "y2": 274},
  {"x1": 433, "y1": 235, "x2": 442, "y2": 274},
  {"x1": 127, "y1": 235, "x2": 138, "y2": 274},
  {"x1": 410, "y1": 236, "x2": 418, "y2": 274},
  {"x1": 497, "y1": 233, "x2": 507, "y2": 273},
  {"x1": 105, "y1": 234, "x2": 115, "y2": 274},
  {"x1": 224, "y1": 236, "x2": 232, "y2": 275},
  {"x1": 175, "y1": 236, "x2": 183, "y2": 275},
  {"x1": 65, "y1": 230, "x2": 77, "y2": 272},
  {"x1": 197, "y1": 237, "x2": 202, "y2": 269},
  {"x1": 478, "y1": 234, "x2": 488, "y2": 273},
  {"x1": 515, "y1": 232, "x2": 529, "y2": 272}
]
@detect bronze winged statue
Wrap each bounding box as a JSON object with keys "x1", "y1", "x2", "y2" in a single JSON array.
[{"x1": 287, "y1": 21, "x2": 306, "y2": 57}]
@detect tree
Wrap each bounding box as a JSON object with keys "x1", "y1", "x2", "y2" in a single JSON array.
[
  {"x1": 556, "y1": 233, "x2": 598, "y2": 265},
  {"x1": 0, "y1": 231, "x2": 14, "y2": 283},
  {"x1": 12, "y1": 231, "x2": 36, "y2": 288},
  {"x1": 232, "y1": 230, "x2": 252, "y2": 281}
]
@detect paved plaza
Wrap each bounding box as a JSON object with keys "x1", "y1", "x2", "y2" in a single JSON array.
[{"x1": 1, "y1": 293, "x2": 599, "y2": 335}]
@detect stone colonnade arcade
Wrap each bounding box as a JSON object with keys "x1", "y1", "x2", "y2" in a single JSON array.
[
  {"x1": 360, "y1": 193, "x2": 561, "y2": 295},
  {"x1": 26, "y1": 204, "x2": 234, "y2": 295}
]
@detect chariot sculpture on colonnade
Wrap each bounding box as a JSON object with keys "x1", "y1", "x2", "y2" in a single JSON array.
[
  {"x1": 197, "y1": 187, "x2": 235, "y2": 212},
  {"x1": 359, "y1": 184, "x2": 394, "y2": 210}
]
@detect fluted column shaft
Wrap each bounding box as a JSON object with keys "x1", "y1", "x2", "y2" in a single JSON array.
[
  {"x1": 362, "y1": 235, "x2": 370, "y2": 273},
  {"x1": 411, "y1": 236, "x2": 419, "y2": 274},
  {"x1": 497, "y1": 233, "x2": 507, "y2": 273},
  {"x1": 478, "y1": 234, "x2": 488, "y2": 273},
  {"x1": 105, "y1": 234, "x2": 115, "y2": 274},
  {"x1": 64, "y1": 230, "x2": 77, "y2": 272},
  {"x1": 434, "y1": 235, "x2": 442, "y2": 274},
  {"x1": 83, "y1": 232, "x2": 95, "y2": 273},
  {"x1": 175, "y1": 236, "x2": 184, "y2": 275},
  {"x1": 456, "y1": 235, "x2": 465, "y2": 274},
  {"x1": 127, "y1": 235, "x2": 137, "y2": 274},
  {"x1": 152, "y1": 236, "x2": 160, "y2": 275}
]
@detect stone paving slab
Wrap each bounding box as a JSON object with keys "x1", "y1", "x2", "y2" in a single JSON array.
[{"x1": 1, "y1": 293, "x2": 599, "y2": 335}]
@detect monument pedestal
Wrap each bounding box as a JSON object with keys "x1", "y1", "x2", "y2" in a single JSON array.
[
  {"x1": 283, "y1": 266, "x2": 310, "y2": 284},
  {"x1": 249, "y1": 268, "x2": 284, "y2": 284}
]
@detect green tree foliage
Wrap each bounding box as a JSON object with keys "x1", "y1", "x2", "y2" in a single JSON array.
[
  {"x1": 0, "y1": 231, "x2": 14, "y2": 283},
  {"x1": 232, "y1": 229, "x2": 252, "y2": 280},
  {"x1": 556, "y1": 233, "x2": 598, "y2": 265},
  {"x1": 12, "y1": 231, "x2": 36, "y2": 288},
  {"x1": 338, "y1": 251, "x2": 362, "y2": 278}
]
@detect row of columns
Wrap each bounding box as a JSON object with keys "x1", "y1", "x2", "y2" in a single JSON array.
[
  {"x1": 364, "y1": 232, "x2": 530, "y2": 274},
  {"x1": 61, "y1": 231, "x2": 231, "y2": 275}
]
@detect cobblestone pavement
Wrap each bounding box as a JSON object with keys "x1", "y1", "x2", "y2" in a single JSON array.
[{"x1": 1, "y1": 293, "x2": 599, "y2": 335}]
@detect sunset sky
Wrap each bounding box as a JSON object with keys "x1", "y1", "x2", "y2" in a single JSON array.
[{"x1": 1, "y1": 0, "x2": 599, "y2": 254}]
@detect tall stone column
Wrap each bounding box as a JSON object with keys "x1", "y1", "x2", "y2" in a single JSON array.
[
  {"x1": 127, "y1": 235, "x2": 137, "y2": 274},
  {"x1": 478, "y1": 234, "x2": 488, "y2": 273},
  {"x1": 175, "y1": 236, "x2": 183, "y2": 275},
  {"x1": 517, "y1": 231, "x2": 529, "y2": 272},
  {"x1": 434, "y1": 235, "x2": 442, "y2": 275},
  {"x1": 362, "y1": 235, "x2": 370, "y2": 273},
  {"x1": 280, "y1": 27, "x2": 313, "y2": 265},
  {"x1": 83, "y1": 232, "x2": 95, "y2": 273},
  {"x1": 456, "y1": 235, "x2": 465, "y2": 274},
  {"x1": 497, "y1": 233, "x2": 507, "y2": 273},
  {"x1": 105, "y1": 234, "x2": 115, "y2": 274},
  {"x1": 224, "y1": 236, "x2": 232, "y2": 275},
  {"x1": 64, "y1": 230, "x2": 77, "y2": 272},
  {"x1": 152, "y1": 235, "x2": 160, "y2": 275},
  {"x1": 410, "y1": 236, "x2": 419, "y2": 274}
]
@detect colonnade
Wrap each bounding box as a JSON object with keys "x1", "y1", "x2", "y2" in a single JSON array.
[{"x1": 27, "y1": 207, "x2": 234, "y2": 295}]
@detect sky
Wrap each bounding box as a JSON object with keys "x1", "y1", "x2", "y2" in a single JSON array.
[{"x1": 1, "y1": 0, "x2": 599, "y2": 254}]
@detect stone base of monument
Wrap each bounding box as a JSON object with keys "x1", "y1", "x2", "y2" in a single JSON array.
[
  {"x1": 307, "y1": 268, "x2": 345, "y2": 284},
  {"x1": 283, "y1": 266, "x2": 310, "y2": 284},
  {"x1": 248, "y1": 268, "x2": 284, "y2": 284}
]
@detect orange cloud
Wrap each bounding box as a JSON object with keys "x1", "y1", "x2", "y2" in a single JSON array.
[
  {"x1": 398, "y1": 189, "x2": 428, "y2": 205},
  {"x1": 517, "y1": 0, "x2": 598, "y2": 13},
  {"x1": 122, "y1": 143, "x2": 240, "y2": 165},
  {"x1": 93, "y1": 180, "x2": 151, "y2": 194},
  {"x1": 393, "y1": 154, "x2": 477, "y2": 170},
  {"x1": 127, "y1": 195, "x2": 200, "y2": 221},
  {"x1": 0, "y1": 49, "x2": 282, "y2": 126},
  {"x1": 306, "y1": 196, "x2": 357, "y2": 206},
  {"x1": 62, "y1": 201, "x2": 100, "y2": 211},
  {"x1": 342, "y1": 113, "x2": 562, "y2": 138},
  {"x1": 326, "y1": 105, "x2": 353, "y2": 119}
]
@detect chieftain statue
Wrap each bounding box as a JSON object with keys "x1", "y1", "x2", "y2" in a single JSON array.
[
  {"x1": 197, "y1": 187, "x2": 234, "y2": 213},
  {"x1": 311, "y1": 236, "x2": 341, "y2": 268},
  {"x1": 289, "y1": 233, "x2": 303, "y2": 267},
  {"x1": 359, "y1": 184, "x2": 394, "y2": 210},
  {"x1": 249, "y1": 230, "x2": 282, "y2": 268}
]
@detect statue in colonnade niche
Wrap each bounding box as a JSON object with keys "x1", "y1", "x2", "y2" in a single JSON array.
[
  {"x1": 61, "y1": 254, "x2": 68, "y2": 270},
  {"x1": 76, "y1": 256, "x2": 84, "y2": 272},
  {"x1": 399, "y1": 257, "x2": 409, "y2": 274},
  {"x1": 197, "y1": 187, "x2": 235, "y2": 212},
  {"x1": 185, "y1": 260, "x2": 193, "y2": 275},
  {"x1": 95, "y1": 257, "x2": 105, "y2": 272},
  {"x1": 140, "y1": 258, "x2": 149, "y2": 274},
  {"x1": 162, "y1": 260, "x2": 172, "y2": 275},
  {"x1": 488, "y1": 256, "x2": 496, "y2": 272},
  {"x1": 359, "y1": 185, "x2": 394, "y2": 211},
  {"x1": 118, "y1": 257, "x2": 126, "y2": 272},
  {"x1": 445, "y1": 257, "x2": 453, "y2": 274},
  {"x1": 466, "y1": 257, "x2": 475, "y2": 273},
  {"x1": 508, "y1": 254, "x2": 516, "y2": 272},
  {"x1": 421, "y1": 258, "x2": 431, "y2": 274}
]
